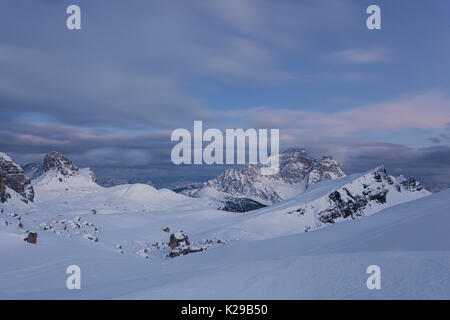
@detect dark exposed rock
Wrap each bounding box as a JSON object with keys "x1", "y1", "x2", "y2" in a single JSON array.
[
  {"x1": 169, "y1": 247, "x2": 204, "y2": 258},
  {"x1": 0, "y1": 153, "x2": 34, "y2": 203},
  {"x1": 25, "y1": 232, "x2": 38, "y2": 244},
  {"x1": 408, "y1": 177, "x2": 424, "y2": 192},
  {"x1": 85, "y1": 234, "x2": 98, "y2": 242},
  {"x1": 317, "y1": 166, "x2": 425, "y2": 225},
  {"x1": 221, "y1": 197, "x2": 266, "y2": 212},
  {"x1": 169, "y1": 231, "x2": 190, "y2": 249},
  {"x1": 163, "y1": 226, "x2": 170, "y2": 233}
]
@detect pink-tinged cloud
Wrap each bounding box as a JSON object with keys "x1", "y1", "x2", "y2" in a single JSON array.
[
  {"x1": 327, "y1": 48, "x2": 388, "y2": 64},
  {"x1": 16, "y1": 134, "x2": 70, "y2": 147},
  {"x1": 245, "y1": 91, "x2": 450, "y2": 135}
]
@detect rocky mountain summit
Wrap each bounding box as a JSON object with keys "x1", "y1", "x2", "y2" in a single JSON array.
[
  {"x1": 182, "y1": 148, "x2": 346, "y2": 209},
  {"x1": 43, "y1": 152, "x2": 79, "y2": 176},
  {"x1": 22, "y1": 152, "x2": 98, "y2": 186},
  {"x1": 275, "y1": 148, "x2": 345, "y2": 184},
  {"x1": 0, "y1": 153, "x2": 34, "y2": 203}
]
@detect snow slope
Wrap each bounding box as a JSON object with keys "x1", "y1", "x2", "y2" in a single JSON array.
[
  {"x1": 30, "y1": 167, "x2": 210, "y2": 216},
  {"x1": 0, "y1": 188, "x2": 449, "y2": 299}
]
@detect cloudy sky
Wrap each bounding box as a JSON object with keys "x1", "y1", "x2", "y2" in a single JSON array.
[{"x1": 1, "y1": 0, "x2": 449, "y2": 188}]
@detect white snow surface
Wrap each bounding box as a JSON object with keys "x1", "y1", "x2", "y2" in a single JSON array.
[{"x1": 0, "y1": 165, "x2": 448, "y2": 299}]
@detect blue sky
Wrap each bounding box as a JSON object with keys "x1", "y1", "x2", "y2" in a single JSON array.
[{"x1": 0, "y1": 0, "x2": 449, "y2": 187}]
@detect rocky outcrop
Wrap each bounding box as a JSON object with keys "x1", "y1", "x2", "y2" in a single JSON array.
[
  {"x1": 167, "y1": 231, "x2": 206, "y2": 258},
  {"x1": 221, "y1": 197, "x2": 266, "y2": 212},
  {"x1": 169, "y1": 231, "x2": 190, "y2": 249},
  {"x1": 169, "y1": 247, "x2": 204, "y2": 258},
  {"x1": 283, "y1": 166, "x2": 431, "y2": 228},
  {"x1": 36, "y1": 152, "x2": 97, "y2": 185},
  {"x1": 0, "y1": 153, "x2": 34, "y2": 203},
  {"x1": 25, "y1": 232, "x2": 38, "y2": 244},
  {"x1": 43, "y1": 152, "x2": 79, "y2": 176}
]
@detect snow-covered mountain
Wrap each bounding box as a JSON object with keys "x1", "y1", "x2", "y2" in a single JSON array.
[
  {"x1": 22, "y1": 162, "x2": 43, "y2": 180},
  {"x1": 0, "y1": 147, "x2": 447, "y2": 298},
  {"x1": 34, "y1": 151, "x2": 98, "y2": 190},
  {"x1": 212, "y1": 166, "x2": 431, "y2": 240},
  {"x1": 181, "y1": 148, "x2": 346, "y2": 211}
]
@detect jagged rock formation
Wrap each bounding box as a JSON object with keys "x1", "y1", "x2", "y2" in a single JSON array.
[
  {"x1": 0, "y1": 153, "x2": 34, "y2": 203},
  {"x1": 282, "y1": 166, "x2": 431, "y2": 228},
  {"x1": 182, "y1": 148, "x2": 346, "y2": 210},
  {"x1": 43, "y1": 152, "x2": 79, "y2": 176},
  {"x1": 34, "y1": 152, "x2": 97, "y2": 186}
]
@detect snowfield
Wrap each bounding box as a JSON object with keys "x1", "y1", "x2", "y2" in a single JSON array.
[
  {"x1": 0, "y1": 189, "x2": 449, "y2": 299},
  {"x1": 0, "y1": 155, "x2": 448, "y2": 299}
]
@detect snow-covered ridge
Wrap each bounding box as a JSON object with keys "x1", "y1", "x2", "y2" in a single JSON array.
[{"x1": 211, "y1": 166, "x2": 431, "y2": 240}]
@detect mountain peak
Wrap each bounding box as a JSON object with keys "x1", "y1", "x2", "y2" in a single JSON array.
[
  {"x1": 43, "y1": 152, "x2": 79, "y2": 176},
  {"x1": 184, "y1": 148, "x2": 346, "y2": 209},
  {"x1": 0, "y1": 153, "x2": 34, "y2": 203}
]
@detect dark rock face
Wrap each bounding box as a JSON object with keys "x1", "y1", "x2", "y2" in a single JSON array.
[
  {"x1": 0, "y1": 153, "x2": 34, "y2": 203},
  {"x1": 222, "y1": 197, "x2": 266, "y2": 212},
  {"x1": 317, "y1": 166, "x2": 425, "y2": 225},
  {"x1": 43, "y1": 152, "x2": 79, "y2": 176},
  {"x1": 25, "y1": 232, "x2": 38, "y2": 244}
]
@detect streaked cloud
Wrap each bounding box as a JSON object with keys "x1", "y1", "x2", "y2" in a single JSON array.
[
  {"x1": 327, "y1": 48, "x2": 389, "y2": 64},
  {"x1": 243, "y1": 91, "x2": 450, "y2": 135}
]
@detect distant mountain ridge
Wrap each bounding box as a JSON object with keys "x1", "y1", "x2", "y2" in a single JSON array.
[{"x1": 180, "y1": 148, "x2": 346, "y2": 209}]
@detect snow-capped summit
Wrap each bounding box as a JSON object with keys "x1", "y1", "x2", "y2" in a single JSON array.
[
  {"x1": 0, "y1": 152, "x2": 34, "y2": 203},
  {"x1": 183, "y1": 148, "x2": 346, "y2": 209},
  {"x1": 34, "y1": 152, "x2": 97, "y2": 191},
  {"x1": 43, "y1": 151, "x2": 79, "y2": 176}
]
